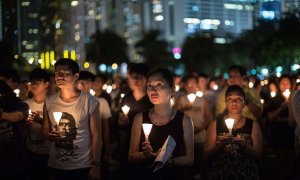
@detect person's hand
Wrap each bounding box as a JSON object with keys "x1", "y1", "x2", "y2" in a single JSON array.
[
  {"x1": 217, "y1": 134, "x2": 233, "y2": 147},
  {"x1": 232, "y1": 134, "x2": 248, "y2": 148},
  {"x1": 118, "y1": 113, "x2": 129, "y2": 126},
  {"x1": 142, "y1": 141, "x2": 157, "y2": 158},
  {"x1": 26, "y1": 111, "x2": 40, "y2": 125},
  {"x1": 88, "y1": 166, "x2": 100, "y2": 180}
]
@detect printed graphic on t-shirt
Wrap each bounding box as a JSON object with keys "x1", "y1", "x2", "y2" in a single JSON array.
[
  {"x1": 55, "y1": 112, "x2": 78, "y2": 161},
  {"x1": 0, "y1": 120, "x2": 14, "y2": 146}
]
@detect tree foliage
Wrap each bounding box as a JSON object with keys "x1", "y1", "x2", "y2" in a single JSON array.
[
  {"x1": 86, "y1": 29, "x2": 129, "y2": 70},
  {"x1": 135, "y1": 30, "x2": 173, "y2": 68}
]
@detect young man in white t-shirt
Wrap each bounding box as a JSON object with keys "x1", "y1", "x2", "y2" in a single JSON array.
[
  {"x1": 25, "y1": 68, "x2": 51, "y2": 179},
  {"x1": 41, "y1": 58, "x2": 102, "y2": 179}
]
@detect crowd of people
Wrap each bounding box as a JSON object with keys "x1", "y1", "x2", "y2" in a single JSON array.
[{"x1": 1, "y1": 59, "x2": 300, "y2": 180}]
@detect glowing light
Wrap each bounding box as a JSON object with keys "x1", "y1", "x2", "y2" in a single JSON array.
[
  {"x1": 106, "y1": 85, "x2": 112, "y2": 94},
  {"x1": 260, "y1": 99, "x2": 265, "y2": 104},
  {"x1": 249, "y1": 82, "x2": 254, "y2": 88},
  {"x1": 70, "y1": 50, "x2": 76, "y2": 60},
  {"x1": 14, "y1": 89, "x2": 20, "y2": 97},
  {"x1": 99, "y1": 64, "x2": 106, "y2": 72},
  {"x1": 175, "y1": 85, "x2": 180, "y2": 92},
  {"x1": 14, "y1": 54, "x2": 19, "y2": 60},
  {"x1": 63, "y1": 50, "x2": 69, "y2": 58},
  {"x1": 270, "y1": 91, "x2": 276, "y2": 98},
  {"x1": 121, "y1": 105, "x2": 130, "y2": 116},
  {"x1": 154, "y1": 15, "x2": 164, "y2": 21},
  {"x1": 187, "y1": 93, "x2": 196, "y2": 104},
  {"x1": 196, "y1": 91, "x2": 203, "y2": 97},
  {"x1": 112, "y1": 63, "x2": 118, "y2": 70},
  {"x1": 225, "y1": 118, "x2": 235, "y2": 135},
  {"x1": 71, "y1": 1, "x2": 78, "y2": 6},
  {"x1": 121, "y1": 93, "x2": 125, "y2": 98},
  {"x1": 53, "y1": 112, "x2": 63, "y2": 131},
  {"x1": 283, "y1": 89, "x2": 290, "y2": 99},
  {"x1": 213, "y1": 85, "x2": 218, "y2": 91},
  {"x1": 142, "y1": 123, "x2": 153, "y2": 142},
  {"x1": 90, "y1": 89, "x2": 95, "y2": 96},
  {"x1": 84, "y1": 62, "x2": 90, "y2": 69}
]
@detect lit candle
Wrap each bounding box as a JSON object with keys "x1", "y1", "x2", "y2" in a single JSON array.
[
  {"x1": 142, "y1": 123, "x2": 153, "y2": 142},
  {"x1": 53, "y1": 112, "x2": 63, "y2": 131},
  {"x1": 249, "y1": 82, "x2": 254, "y2": 88},
  {"x1": 14, "y1": 89, "x2": 20, "y2": 97},
  {"x1": 260, "y1": 99, "x2": 265, "y2": 104},
  {"x1": 90, "y1": 89, "x2": 96, "y2": 96},
  {"x1": 29, "y1": 109, "x2": 32, "y2": 115},
  {"x1": 170, "y1": 98, "x2": 175, "y2": 107},
  {"x1": 120, "y1": 93, "x2": 125, "y2": 98},
  {"x1": 187, "y1": 93, "x2": 196, "y2": 104},
  {"x1": 225, "y1": 118, "x2": 235, "y2": 135},
  {"x1": 196, "y1": 91, "x2": 203, "y2": 97},
  {"x1": 106, "y1": 85, "x2": 113, "y2": 94},
  {"x1": 175, "y1": 85, "x2": 180, "y2": 92},
  {"x1": 213, "y1": 85, "x2": 218, "y2": 91},
  {"x1": 270, "y1": 91, "x2": 276, "y2": 98},
  {"x1": 283, "y1": 89, "x2": 290, "y2": 99},
  {"x1": 121, "y1": 105, "x2": 130, "y2": 116}
]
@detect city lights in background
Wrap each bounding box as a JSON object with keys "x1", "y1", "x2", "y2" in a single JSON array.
[{"x1": 172, "y1": 47, "x2": 182, "y2": 60}]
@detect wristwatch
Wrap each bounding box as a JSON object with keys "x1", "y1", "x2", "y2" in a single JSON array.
[{"x1": 91, "y1": 160, "x2": 101, "y2": 167}]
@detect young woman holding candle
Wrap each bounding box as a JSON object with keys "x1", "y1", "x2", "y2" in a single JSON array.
[
  {"x1": 205, "y1": 85, "x2": 262, "y2": 180},
  {"x1": 129, "y1": 68, "x2": 194, "y2": 180}
]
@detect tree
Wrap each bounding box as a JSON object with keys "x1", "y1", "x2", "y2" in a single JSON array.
[
  {"x1": 135, "y1": 30, "x2": 173, "y2": 68},
  {"x1": 85, "y1": 29, "x2": 129, "y2": 71},
  {"x1": 181, "y1": 33, "x2": 218, "y2": 75}
]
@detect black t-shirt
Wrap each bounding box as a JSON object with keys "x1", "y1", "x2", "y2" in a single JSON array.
[{"x1": 0, "y1": 80, "x2": 29, "y2": 174}]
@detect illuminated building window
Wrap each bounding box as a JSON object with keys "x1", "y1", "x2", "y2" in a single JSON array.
[
  {"x1": 154, "y1": 15, "x2": 164, "y2": 21},
  {"x1": 21, "y1": 2, "x2": 30, "y2": 6}
]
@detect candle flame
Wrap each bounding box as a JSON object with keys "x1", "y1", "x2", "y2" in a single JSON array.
[
  {"x1": 187, "y1": 93, "x2": 196, "y2": 103},
  {"x1": 142, "y1": 123, "x2": 153, "y2": 136},
  {"x1": 225, "y1": 118, "x2": 235, "y2": 132},
  {"x1": 53, "y1": 112, "x2": 63, "y2": 125},
  {"x1": 121, "y1": 105, "x2": 130, "y2": 115}
]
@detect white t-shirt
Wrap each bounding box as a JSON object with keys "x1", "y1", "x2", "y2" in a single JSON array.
[
  {"x1": 25, "y1": 98, "x2": 50, "y2": 155},
  {"x1": 182, "y1": 95, "x2": 207, "y2": 143},
  {"x1": 98, "y1": 97, "x2": 112, "y2": 119},
  {"x1": 45, "y1": 92, "x2": 99, "y2": 170}
]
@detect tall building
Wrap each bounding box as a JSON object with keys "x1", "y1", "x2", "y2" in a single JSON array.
[
  {"x1": 260, "y1": 0, "x2": 282, "y2": 20},
  {"x1": 143, "y1": 0, "x2": 259, "y2": 51}
]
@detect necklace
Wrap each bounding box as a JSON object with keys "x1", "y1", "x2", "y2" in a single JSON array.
[
  {"x1": 150, "y1": 108, "x2": 175, "y2": 126},
  {"x1": 232, "y1": 116, "x2": 243, "y2": 130}
]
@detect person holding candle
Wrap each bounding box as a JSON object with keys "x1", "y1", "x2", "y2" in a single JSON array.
[
  {"x1": 175, "y1": 75, "x2": 212, "y2": 179},
  {"x1": 116, "y1": 63, "x2": 153, "y2": 179},
  {"x1": 41, "y1": 58, "x2": 102, "y2": 180},
  {"x1": 266, "y1": 74, "x2": 295, "y2": 180},
  {"x1": 24, "y1": 68, "x2": 51, "y2": 180},
  {"x1": 129, "y1": 68, "x2": 194, "y2": 179},
  {"x1": 205, "y1": 85, "x2": 262, "y2": 180},
  {"x1": 0, "y1": 67, "x2": 29, "y2": 179}
]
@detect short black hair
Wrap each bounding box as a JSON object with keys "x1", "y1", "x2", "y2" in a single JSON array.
[
  {"x1": 198, "y1": 73, "x2": 208, "y2": 79},
  {"x1": 29, "y1": 68, "x2": 50, "y2": 82},
  {"x1": 225, "y1": 85, "x2": 246, "y2": 100},
  {"x1": 78, "y1": 71, "x2": 95, "y2": 82},
  {"x1": 228, "y1": 65, "x2": 246, "y2": 77},
  {"x1": 0, "y1": 67, "x2": 19, "y2": 82},
  {"x1": 146, "y1": 68, "x2": 174, "y2": 88},
  {"x1": 54, "y1": 58, "x2": 79, "y2": 74},
  {"x1": 128, "y1": 63, "x2": 150, "y2": 77}
]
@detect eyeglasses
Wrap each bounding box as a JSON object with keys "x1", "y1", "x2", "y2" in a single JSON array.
[
  {"x1": 28, "y1": 80, "x2": 45, "y2": 86},
  {"x1": 55, "y1": 70, "x2": 72, "y2": 77},
  {"x1": 225, "y1": 97, "x2": 244, "y2": 104},
  {"x1": 146, "y1": 83, "x2": 166, "y2": 91}
]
